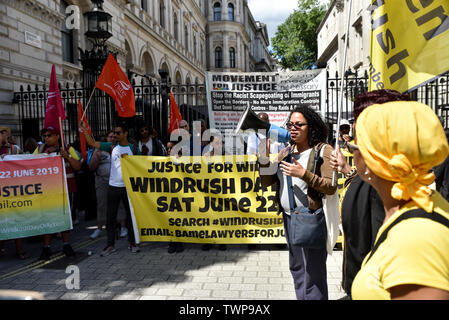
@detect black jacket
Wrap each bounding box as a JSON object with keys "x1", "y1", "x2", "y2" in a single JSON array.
[{"x1": 341, "y1": 175, "x2": 384, "y2": 296}]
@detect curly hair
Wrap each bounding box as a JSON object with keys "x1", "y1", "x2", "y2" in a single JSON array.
[
  {"x1": 353, "y1": 89, "x2": 411, "y2": 121},
  {"x1": 290, "y1": 106, "x2": 328, "y2": 147}
]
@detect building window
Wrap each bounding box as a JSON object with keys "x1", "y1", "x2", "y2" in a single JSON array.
[
  {"x1": 229, "y1": 47, "x2": 235, "y2": 68},
  {"x1": 174, "y1": 12, "x2": 179, "y2": 41},
  {"x1": 141, "y1": 0, "x2": 147, "y2": 11},
  {"x1": 215, "y1": 47, "x2": 223, "y2": 68},
  {"x1": 160, "y1": 0, "x2": 165, "y2": 28},
  {"x1": 184, "y1": 25, "x2": 189, "y2": 51},
  {"x1": 228, "y1": 3, "x2": 234, "y2": 21},
  {"x1": 214, "y1": 2, "x2": 221, "y2": 21},
  {"x1": 60, "y1": 0, "x2": 74, "y2": 63},
  {"x1": 193, "y1": 35, "x2": 197, "y2": 58}
]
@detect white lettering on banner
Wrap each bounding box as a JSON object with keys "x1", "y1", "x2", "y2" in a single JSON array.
[
  {"x1": 113, "y1": 80, "x2": 132, "y2": 98},
  {"x1": 102, "y1": 83, "x2": 122, "y2": 109}
]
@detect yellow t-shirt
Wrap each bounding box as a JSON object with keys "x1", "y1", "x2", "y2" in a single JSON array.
[{"x1": 352, "y1": 192, "x2": 449, "y2": 300}]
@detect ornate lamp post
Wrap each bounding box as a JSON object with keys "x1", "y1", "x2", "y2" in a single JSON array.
[{"x1": 79, "y1": 0, "x2": 113, "y2": 88}]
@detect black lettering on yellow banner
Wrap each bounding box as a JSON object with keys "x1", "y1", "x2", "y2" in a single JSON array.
[{"x1": 122, "y1": 156, "x2": 286, "y2": 244}]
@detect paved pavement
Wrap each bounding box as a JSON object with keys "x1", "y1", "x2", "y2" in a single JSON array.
[{"x1": 0, "y1": 217, "x2": 345, "y2": 300}]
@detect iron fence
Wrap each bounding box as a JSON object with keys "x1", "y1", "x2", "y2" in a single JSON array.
[
  {"x1": 326, "y1": 70, "x2": 449, "y2": 141},
  {"x1": 13, "y1": 80, "x2": 208, "y2": 147},
  {"x1": 13, "y1": 70, "x2": 449, "y2": 148}
]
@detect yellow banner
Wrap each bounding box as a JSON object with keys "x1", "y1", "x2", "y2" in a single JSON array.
[
  {"x1": 121, "y1": 155, "x2": 285, "y2": 244},
  {"x1": 369, "y1": 0, "x2": 449, "y2": 92}
]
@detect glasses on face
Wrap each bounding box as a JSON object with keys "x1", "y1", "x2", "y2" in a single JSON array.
[
  {"x1": 42, "y1": 134, "x2": 54, "y2": 138},
  {"x1": 286, "y1": 122, "x2": 308, "y2": 130},
  {"x1": 114, "y1": 131, "x2": 122, "y2": 135},
  {"x1": 345, "y1": 142, "x2": 359, "y2": 153}
]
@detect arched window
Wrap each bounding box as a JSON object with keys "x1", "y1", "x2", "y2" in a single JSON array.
[
  {"x1": 174, "y1": 12, "x2": 179, "y2": 41},
  {"x1": 215, "y1": 47, "x2": 223, "y2": 68},
  {"x1": 229, "y1": 47, "x2": 236, "y2": 68},
  {"x1": 228, "y1": 3, "x2": 234, "y2": 21},
  {"x1": 213, "y1": 2, "x2": 221, "y2": 21},
  {"x1": 60, "y1": 0, "x2": 74, "y2": 63},
  {"x1": 159, "y1": 0, "x2": 165, "y2": 29}
]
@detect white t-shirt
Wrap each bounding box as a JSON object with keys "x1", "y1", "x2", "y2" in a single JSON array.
[
  {"x1": 277, "y1": 148, "x2": 312, "y2": 215},
  {"x1": 109, "y1": 144, "x2": 134, "y2": 187},
  {"x1": 138, "y1": 138, "x2": 153, "y2": 155}
]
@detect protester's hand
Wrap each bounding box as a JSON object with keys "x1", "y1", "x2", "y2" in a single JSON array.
[
  {"x1": 277, "y1": 146, "x2": 290, "y2": 163},
  {"x1": 280, "y1": 158, "x2": 305, "y2": 178},
  {"x1": 141, "y1": 145, "x2": 149, "y2": 155},
  {"x1": 330, "y1": 145, "x2": 352, "y2": 175},
  {"x1": 79, "y1": 121, "x2": 88, "y2": 134},
  {"x1": 60, "y1": 149, "x2": 70, "y2": 160},
  {"x1": 121, "y1": 153, "x2": 128, "y2": 158},
  {"x1": 342, "y1": 134, "x2": 351, "y2": 142}
]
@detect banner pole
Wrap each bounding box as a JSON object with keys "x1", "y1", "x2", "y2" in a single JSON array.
[
  {"x1": 332, "y1": 0, "x2": 353, "y2": 187},
  {"x1": 59, "y1": 116, "x2": 65, "y2": 151},
  {"x1": 80, "y1": 87, "x2": 96, "y2": 122}
]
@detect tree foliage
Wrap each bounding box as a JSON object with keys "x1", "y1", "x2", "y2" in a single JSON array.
[{"x1": 271, "y1": 0, "x2": 328, "y2": 70}]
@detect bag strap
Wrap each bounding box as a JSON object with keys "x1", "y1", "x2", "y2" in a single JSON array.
[
  {"x1": 366, "y1": 208, "x2": 449, "y2": 263},
  {"x1": 286, "y1": 144, "x2": 324, "y2": 211}
]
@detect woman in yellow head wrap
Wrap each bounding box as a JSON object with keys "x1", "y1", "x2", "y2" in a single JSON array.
[{"x1": 351, "y1": 101, "x2": 449, "y2": 300}]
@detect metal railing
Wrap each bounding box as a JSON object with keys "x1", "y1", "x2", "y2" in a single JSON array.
[{"x1": 13, "y1": 80, "x2": 209, "y2": 147}]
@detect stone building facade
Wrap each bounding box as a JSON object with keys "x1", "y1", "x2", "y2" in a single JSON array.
[
  {"x1": 0, "y1": 0, "x2": 274, "y2": 135},
  {"x1": 316, "y1": 0, "x2": 371, "y2": 76}
]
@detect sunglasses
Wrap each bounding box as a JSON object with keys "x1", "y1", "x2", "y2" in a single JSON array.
[
  {"x1": 286, "y1": 122, "x2": 308, "y2": 130},
  {"x1": 345, "y1": 142, "x2": 359, "y2": 153}
]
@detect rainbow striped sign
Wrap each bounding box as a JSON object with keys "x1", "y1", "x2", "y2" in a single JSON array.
[{"x1": 0, "y1": 154, "x2": 72, "y2": 240}]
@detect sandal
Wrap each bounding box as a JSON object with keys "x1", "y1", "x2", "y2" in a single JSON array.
[{"x1": 16, "y1": 251, "x2": 29, "y2": 260}]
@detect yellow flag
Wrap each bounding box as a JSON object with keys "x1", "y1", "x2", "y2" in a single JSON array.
[{"x1": 369, "y1": 0, "x2": 449, "y2": 92}]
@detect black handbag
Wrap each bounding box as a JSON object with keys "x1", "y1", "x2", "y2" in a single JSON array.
[{"x1": 285, "y1": 147, "x2": 327, "y2": 249}]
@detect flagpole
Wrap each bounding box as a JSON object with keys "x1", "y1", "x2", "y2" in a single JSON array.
[
  {"x1": 331, "y1": 0, "x2": 353, "y2": 187},
  {"x1": 59, "y1": 116, "x2": 65, "y2": 151},
  {"x1": 80, "y1": 87, "x2": 96, "y2": 122}
]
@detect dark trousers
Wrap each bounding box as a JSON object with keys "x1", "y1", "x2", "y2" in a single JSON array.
[
  {"x1": 283, "y1": 212, "x2": 328, "y2": 300},
  {"x1": 106, "y1": 186, "x2": 135, "y2": 247}
]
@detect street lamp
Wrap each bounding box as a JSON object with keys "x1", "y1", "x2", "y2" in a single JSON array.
[
  {"x1": 84, "y1": 0, "x2": 112, "y2": 47},
  {"x1": 79, "y1": 0, "x2": 114, "y2": 87}
]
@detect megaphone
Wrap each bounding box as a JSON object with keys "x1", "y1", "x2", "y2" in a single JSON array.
[
  {"x1": 234, "y1": 105, "x2": 291, "y2": 143},
  {"x1": 234, "y1": 105, "x2": 270, "y2": 132}
]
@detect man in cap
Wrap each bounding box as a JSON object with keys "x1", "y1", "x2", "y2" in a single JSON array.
[
  {"x1": 337, "y1": 119, "x2": 352, "y2": 149},
  {"x1": 34, "y1": 126, "x2": 81, "y2": 260},
  {"x1": 0, "y1": 126, "x2": 22, "y2": 157}
]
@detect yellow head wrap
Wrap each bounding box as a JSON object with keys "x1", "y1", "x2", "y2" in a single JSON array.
[{"x1": 355, "y1": 101, "x2": 449, "y2": 212}]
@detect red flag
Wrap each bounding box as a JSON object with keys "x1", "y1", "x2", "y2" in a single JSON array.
[
  {"x1": 95, "y1": 53, "x2": 135, "y2": 117},
  {"x1": 77, "y1": 100, "x2": 91, "y2": 160},
  {"x1": 44, "y1": 64, "x2": 66, "y2": 131},
  {"x1": 169, "y1": 89, "x2": 183, "y2": 133}
]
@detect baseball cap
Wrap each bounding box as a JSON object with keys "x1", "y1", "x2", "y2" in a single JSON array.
[
  {"x1": 41, "y1": 126, "x2": 59, "y2": 135},
  {"x1": 0, "y1": 126, "x2": 11, "y2": 135},
  {"x1": 340, "y1": 119, "x2": 351, "y2": 127}
]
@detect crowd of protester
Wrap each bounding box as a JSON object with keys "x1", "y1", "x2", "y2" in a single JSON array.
[{"x1": 1, "y1": 90, "x2": 449, "y2": 300}]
